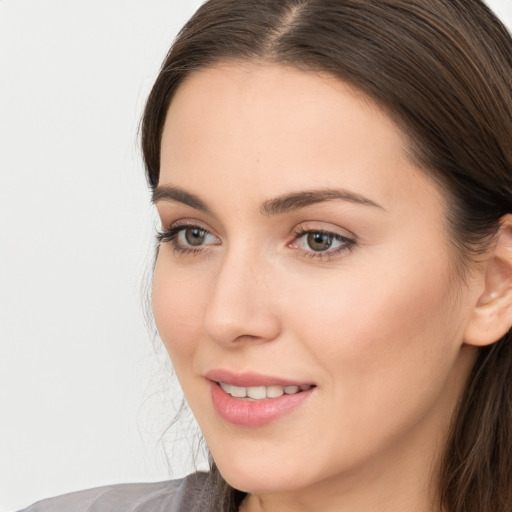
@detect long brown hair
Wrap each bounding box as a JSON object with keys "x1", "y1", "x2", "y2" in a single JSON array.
[{"x1": 141, "y1": 1, "x2": 512, "y2": 510}]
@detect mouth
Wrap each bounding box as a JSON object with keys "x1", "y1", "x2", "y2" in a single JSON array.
[
  {"x1": 217, "y1": 381, "x2": 314, "y2": 400},
  {"x1": 206, "y1": 371, "x2": 316, "y2": 427}
]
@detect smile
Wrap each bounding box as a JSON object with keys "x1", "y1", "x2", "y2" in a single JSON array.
[
  {"x1": 209, "y1": 376, "x2": 316, "y2": 427},
  {"x1": 218, "y1": 382, "x2": 313, "y2": 400}
]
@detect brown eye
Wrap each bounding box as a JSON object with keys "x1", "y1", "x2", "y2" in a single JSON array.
[
  {"x1": 157, "y1": 223, "x2": 220, "y2": 253},
  {"x1": 291, "y1": 229, "x2": 354, "y2": 259},
  {"x1": 184, "y1": 227, "x2": 208, "y2": 246},
  {"x1": 306, "y1": 232, "x2": 333, "y2": 251}
]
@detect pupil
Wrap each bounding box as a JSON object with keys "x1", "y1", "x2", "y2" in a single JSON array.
[
  {"x1": 185, "y1": 228, "x2": 206, "y2": 246},
  {"x1": 307, "y1": 232, "x2": 332, "y2": 251}
]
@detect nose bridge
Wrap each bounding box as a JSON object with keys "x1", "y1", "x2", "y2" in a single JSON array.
[{"x1": 202, "y1": 242, "x2": 280, "y2": 345}]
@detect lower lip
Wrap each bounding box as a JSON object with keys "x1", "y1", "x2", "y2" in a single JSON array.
[{"x1": 210, "y1": 381, "x2": 314, "y2": 427}]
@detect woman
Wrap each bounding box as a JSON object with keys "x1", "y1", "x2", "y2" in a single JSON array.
[{"x1": 20, "y1": 0, "x2": 512, "y2": 511}]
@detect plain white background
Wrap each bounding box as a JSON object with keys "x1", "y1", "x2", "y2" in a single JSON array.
[{"x1": 1, "y1": 1, "x2": 511, "y2": 510}]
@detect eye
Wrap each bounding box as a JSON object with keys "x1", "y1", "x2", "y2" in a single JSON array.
[
  {"x1": 304, "y1": 232, "x2": 336, "y2": 252},
  {"x1": 180, "y1": 227, "x2": 210, "y2": 246},
  {"x1": 157, "y1": 223, "x2": 220, "y2": 253},
  {"x1": 290, "y1": 227, "x2": 355, "y2": 260}
]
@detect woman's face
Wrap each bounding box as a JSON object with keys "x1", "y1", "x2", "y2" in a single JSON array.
[{"x1": 153, "y1": 63, "x2": 480, "y2": 505}]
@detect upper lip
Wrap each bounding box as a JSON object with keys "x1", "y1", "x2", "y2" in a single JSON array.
[{"x1": 205, "y1": 369, "x2": 314, "y2": 388}]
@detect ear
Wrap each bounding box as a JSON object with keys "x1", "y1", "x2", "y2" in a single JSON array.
[{"x1": 464, "y1": 215, "x2": 512, "y2": 347}]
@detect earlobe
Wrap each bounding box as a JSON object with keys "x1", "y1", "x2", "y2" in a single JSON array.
[{"x1": 464, "y1": 214, "x2": 512, "y2": 347}]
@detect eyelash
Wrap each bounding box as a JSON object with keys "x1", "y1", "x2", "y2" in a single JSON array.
[{"x1": 156, "y1": 223, "x2": 355, "y2": 260}]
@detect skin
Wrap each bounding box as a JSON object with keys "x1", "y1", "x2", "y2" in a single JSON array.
[{"x1": 152, "y1": 63, "x2": 485, "y2": 512}]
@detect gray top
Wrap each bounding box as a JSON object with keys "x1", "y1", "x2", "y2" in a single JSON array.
[{"x1": 18, "y1": 473, "x2": 215, "y2": 512}]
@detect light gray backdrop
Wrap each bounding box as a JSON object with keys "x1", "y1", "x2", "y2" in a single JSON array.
[{"x1": 1, "y1": 1, "x2": 511, "y2": 511}]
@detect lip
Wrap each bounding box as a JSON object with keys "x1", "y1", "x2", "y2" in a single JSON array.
[
  {"x1": 206, "y1": 369, "x2": 315, "y2": 427},
  {"x1": 205, "y1": 369, "x2": 313, "y2": 388}
]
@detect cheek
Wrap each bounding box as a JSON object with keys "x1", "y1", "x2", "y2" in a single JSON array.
[
  {"x1": 286, "y1": 250, "x2": 463, "y2": 410},
  {"x1": 152, "y1": 255, "x2": 207, "y2": 363},
  {"x1": 273, "y1": 254, "x2": 468, "y2": 468}
]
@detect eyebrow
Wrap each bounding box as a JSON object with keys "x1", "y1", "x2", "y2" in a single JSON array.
[
  {"x1": 260, "y1": 188, "x2": 385, "y2": 215},
  {"x1": 152, "y1": 185, "x2": 211, "y2": 213},
  {"x1": 152, "y1": 184, "x2": 384, "y2": 214}
]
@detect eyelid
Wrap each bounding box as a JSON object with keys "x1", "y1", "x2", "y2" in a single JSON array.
[
  {"x1": 291, "y1": 221, "x2": 356, "y2": 241},
  {"x1": 158, "y1": 218, "x2": 215, "y2": 236},
  {"x1": 169, "y1": 218, "x2": 214, "y2": 232}
]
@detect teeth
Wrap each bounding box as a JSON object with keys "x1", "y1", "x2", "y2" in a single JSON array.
[
  {"x1": 219, "y1": 381, "x2": 231, "y2": 393},
  {"x1": 266, "y1": 385, "x2": 284, "y2": 398},
  {"x1": 219, "y1": 382, "x2": 312, "y2": 400},
  {"x1": 230, "y1": 385, "x2": 247, "y2": 398},
  {"x1": 246, "y1": 386, "x2": 266, "y2": 399}
]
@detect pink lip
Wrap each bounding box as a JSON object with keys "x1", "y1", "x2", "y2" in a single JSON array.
[
  {"x1": 205, "y1": 369, "x2": 312, "y2": 387},
  {"x1": 206, "y1": 369, "x2": 315, "y2": 427}
]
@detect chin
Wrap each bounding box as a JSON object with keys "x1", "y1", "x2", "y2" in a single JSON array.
[
  {"x1": 212, "y1": 449, "x2": 314, "y2": 494},
  {"x1": 220, "y1": 469, "x2": 302, "y2": 495}
]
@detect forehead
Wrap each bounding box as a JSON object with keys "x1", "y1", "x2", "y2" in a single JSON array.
[
  {"x1": 159, "y1": 62, "x2": 442, "y2": 218},
  {"x1": 162, "y1": 62, "x2": 399, "y2": 158}
]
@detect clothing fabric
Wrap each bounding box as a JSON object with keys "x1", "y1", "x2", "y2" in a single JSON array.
[{"x1": 17, "y1": 472, "x2": 215, "y2": 512}]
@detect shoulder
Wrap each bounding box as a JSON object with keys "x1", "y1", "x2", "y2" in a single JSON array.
[{"x1": 18, "y1": 472, "x2": 212, "y2": 512}]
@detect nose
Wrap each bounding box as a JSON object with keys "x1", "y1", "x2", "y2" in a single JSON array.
[{"x1": 202, "y1": 249, "x2": 281, "y2": 346}]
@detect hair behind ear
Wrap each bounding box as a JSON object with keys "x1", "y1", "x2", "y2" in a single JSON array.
[{"x1": 440, "y1": 331, "x2": 512, "y2": 512}]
